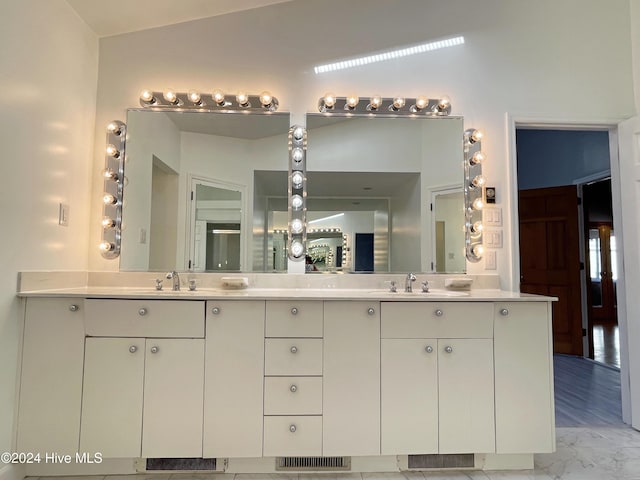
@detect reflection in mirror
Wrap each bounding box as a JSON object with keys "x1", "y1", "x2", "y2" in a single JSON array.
[
  {"x1": 305, "y1": 114, "x2": 464, "y2": 273},
  {"x1": 432, "y1": 189, "x2": 465, "y2": 273},
  {"x1": 120, "y1": 109, "x2": 290, "y2": 272}
]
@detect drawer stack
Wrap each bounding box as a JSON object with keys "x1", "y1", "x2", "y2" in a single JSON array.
[{"x1": 263, "y1": 301, "x2": 323, "y2": 456}]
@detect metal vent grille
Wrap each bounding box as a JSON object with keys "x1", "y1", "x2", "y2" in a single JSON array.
[
  {"x1": 408, "y1": 454, "x2": 474, "y2": 469},
  {"x1": 145, "y1": 458, "x2": 217, "y2": 471},
  {"x1": 276, "y1": 456, "x2": 351, "y2": 471}
]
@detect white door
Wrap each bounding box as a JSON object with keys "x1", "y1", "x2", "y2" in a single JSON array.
[
  {"x1": 193, "y1": 220, "x2": 207, "y2": 271},
  {"x1": 618, "y1": 116, "x2": 640, "y2": 429}
]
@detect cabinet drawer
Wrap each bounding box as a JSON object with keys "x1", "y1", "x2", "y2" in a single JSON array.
[
  {"x1": 263, "y1": 415, "x2": 322, "y2": 457},
  {"x1": 264, "y1": 377, "x2": 322, "y2": 415},
  {"x1": 265, "y1": 338, "x2": 323, "y2": 376},
  {"x1": 266, "y1": 301, "x2": 323, "y2": 338},
  {"x1": 381, "y1": 302, "x2": 492, "y2": 339},
  {"x1": 85, "y1": 299, "x2": 204, "y2": 337}
]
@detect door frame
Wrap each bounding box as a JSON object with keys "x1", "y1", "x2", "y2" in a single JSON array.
[{"x1": 506, "y1": 114, "x2": 631, "y2": 424}]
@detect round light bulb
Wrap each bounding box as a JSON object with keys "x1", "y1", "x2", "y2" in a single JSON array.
[
  {"x1": 163, "y1": 89, "x2": 177, "y2": 103},
  {"x1": 471, "y1": 175, "x2": 487, "y2": 188},
  {"x1": 470, "y1": 129, "x2": 484, "y2": 143},
  {"x1": 392, "y1": 97, "x2": 406, "y2": 109},
  {"x1": 472, "y1": 197, "x2": 484, "y2": 211},
  {"x1": 290, "y1": 240, "x2": 304, "y2": 258},
  {"x1": 103, "y1": 193, "x2": 117, "y2": 205},
  {"x1": 236, "y1": 92, "x2": 250, "y2": 106},
  {"x1": 472, "y1": 244, "x2": 485, "y2": 258},
  {"x1": 103, "y1": 169, "x2": 118, "y2": 181},
  {"x1": 415, "y1": 96, "x2": 429, "y2": 110},
  {"x1": 187, "y1": 90, "x2": 201, "y2": 104},
  {"x1": 470, "y1": 151, "x2": 485, "y2": 165},
  {"x1": 292, "y1": 147, "x2": 304, "y2": 163},
  {"x1": 99, "y1": 242, "x2": 114, "y2": 252},
  {"x1": 140, "y1": 90, "x2": 155, "y2": 103},
  {"x1": 212, "y1": 89, "x2": 225, "y2": 105},
  {"x1": 370, "y1": 95, "x2": 383, "y2": 109},
  {"x1": 471, "y1": 221, "x2": 483, "y2": 234},
  {"x1": 291, "y1": 171, "x2": 304, "y2": 189},
  {"x1": 346, "y1": 94, "x2": 359, "y2": 108},
  {"x1": 105, "y1": 144, "x2": 119, "y2": 158},
  {"x1": 323, "y1": 93, "x2": 337, "y2": 108},
  {"x1": 259, "y1": 91, "x2": 273, "y2": 106},
  {"x1": 292, "y1": 126, "x2": 304, "y2": 141},
  {"x1": 107, "y1": 121, "x2": 123, "y2": 135},
  {"x1": 438, "y1": 95, "x2": 451, "y2": 111},
  {"x1": 102, "y1": 217, "x2": 116, "y2": 229},
  {"x1": 290, "y1": 218, "x2": 304, "y2": 234},
  {"x1": 291, "y1": 194, "x2": 303, "y2": 210}
]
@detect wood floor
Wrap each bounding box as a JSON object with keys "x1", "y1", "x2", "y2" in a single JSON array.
[
  {"x1": 593, "y1": 321, "x2": 620, "y2": 368},
  {"x1": 554, "y1": 353, "x2": 623, "y2": 427}
]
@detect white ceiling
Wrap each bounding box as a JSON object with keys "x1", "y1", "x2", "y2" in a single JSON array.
[{"x1": 65, "y1": 0, "x2": 295, "y2": 37}]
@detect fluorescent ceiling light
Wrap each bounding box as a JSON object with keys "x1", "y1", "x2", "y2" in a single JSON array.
[
  {"x1": 308, "y1": 213, "x2": 345, "y2": 224},
  {"x1": 314, "y1": 36, "x2": 465, "y2": 74}
]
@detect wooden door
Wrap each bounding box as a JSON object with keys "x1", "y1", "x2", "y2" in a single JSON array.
[
  {"x1": 381, "y1": 339, "x2": 438, "y2": 454},
  {"x1": 519, "y1": 185, "x2": 583, "y2": 355},
  {"x1": 587, "y1": 224, "x2": 617, "y2": 322},
  {"x1": 142, "y1": 338, "x2": 204, "y2": 458},
  {"x1": 80, "y1": 337, "x2": 145, "y2": 457}
]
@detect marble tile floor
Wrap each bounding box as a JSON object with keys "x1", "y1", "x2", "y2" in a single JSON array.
[{"x1": 27, "y1": 426, "x2": 640, "y2": 480}]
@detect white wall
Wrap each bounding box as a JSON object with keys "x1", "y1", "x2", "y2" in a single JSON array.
[
  {"x1": 0, "y1": 0, "x2": 98, "y2": 464},
  {"x1": 90, "y1": 0, "x2": 634, "y2": 290}
]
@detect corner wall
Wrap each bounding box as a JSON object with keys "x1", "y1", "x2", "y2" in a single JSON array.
[{"x1": 0, "y1": 0, "x2": 98, "y2": 465}]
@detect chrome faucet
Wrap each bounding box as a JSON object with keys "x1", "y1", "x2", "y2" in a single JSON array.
[
  {"x1": 405, "y1": 273, "x2": 417, "y2": 292},
  {"x1": 166, "y1": 271, "x2": 180, "y2": 291}
]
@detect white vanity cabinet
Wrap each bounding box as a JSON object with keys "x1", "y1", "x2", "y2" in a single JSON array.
[
  {"x1": 381, "y1": 302, "x2": 495, "y2": 455},
  {"x1": 494, "y1": 302, "x2": 555, "y2": 453},
  {"x1": 204, "y1": 300, "x2": 265, "y2": 458},
  {"x1": 17, "y1": 298, "x2": 85, "y2": 455},
  {"x1": 80, "y1": 299, "x2": 205, "y2": 458},
  {"x1": 323, "y1": 301, "x2": 381, "y2": 456}
]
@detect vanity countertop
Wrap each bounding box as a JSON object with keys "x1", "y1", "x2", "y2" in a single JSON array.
[{"x1": 17, "y1": 286, "x2": 556, "y2": 302}]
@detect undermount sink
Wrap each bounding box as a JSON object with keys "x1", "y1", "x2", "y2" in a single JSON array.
[{"x1": 368, "y1": 289, "x2": 470, "y2": 297}]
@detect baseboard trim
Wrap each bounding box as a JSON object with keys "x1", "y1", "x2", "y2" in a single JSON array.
[{"x1": 0, "y1": 464, "x2": 25, "y2": 480}]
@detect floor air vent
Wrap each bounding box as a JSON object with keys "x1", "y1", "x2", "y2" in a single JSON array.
[
  {"x1": 145, "y1": 458, "x2": 217, "y2": 471},
  {"x1": 408, "y1": 454, "x2": 474, "y2": 469},
  {"x1": 276, "y1": 456, "x2": 351, "y2": 471}
]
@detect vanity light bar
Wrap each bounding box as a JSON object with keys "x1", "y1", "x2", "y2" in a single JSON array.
[
  {"x1": 317, "y1": 94, "x2": 452, "y2": 116},
  {"x1": 464, "y1": 128, "x2": 485, "y2": 263},
  {"x1": 100, "y1": 120, "x2": 126, "y2": 259},
  {"x1": 139, "y1": 89, "x2": 279, "y2": 112},
  {"x1": 288, "y1": 125, "x2": 307, "y2": 260}
]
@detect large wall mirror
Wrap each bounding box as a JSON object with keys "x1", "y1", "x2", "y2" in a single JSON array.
[
  {"x1": 120, "y1": 109, "x2": 290, "y2": 272},
  {"x1": 303, "y1": 114, "x2": 465, "y2": 273}
]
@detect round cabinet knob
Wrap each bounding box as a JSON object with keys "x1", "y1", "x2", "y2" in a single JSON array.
[
  {"x1": 367, "y1": 307, "x2": 376, "y2": 315},
  {"x1": 290, "y1": 384, "x2": 298, "y2": 393},
  {"x1": 212, "y1": 307, "x2": 221, "y2": 315},
  {"x1": 434, "y1": 309, "x2": 444, "y2": 317},
  {"x1": 129, "y1": 345, "x2": 138, "y2": 353},
  {"x1": 500, "y1": 308, "x2": 509, "y2": 316},
  {"x1": 150, "y1": 346, "x2": 159, "y2": 354},
  {"x1": 444, "y1": 345, "x2": 453, "y2": 354},
  {"x1": 290, "y1": 346, "x2": 298, "y2": 354},
  {"x1": 69, "y1": 304, "x2": 79, "y2": 312},
  {"x1": 289, "y1": 424, "x2": 297, "y2": 433},
  {"x1": 291, "y1": 307, "x2": 299, "y2": 315},
  {"x1": 138, "y1": 307, "x2": 147, "y2": 316},
  {"x1": 425, "y1": 345, "x2": 433, "y2": 353}
]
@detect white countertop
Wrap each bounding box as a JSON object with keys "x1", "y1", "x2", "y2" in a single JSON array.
[{"x1": 17, "y1": 286, "x2": 556, "y2": 302}]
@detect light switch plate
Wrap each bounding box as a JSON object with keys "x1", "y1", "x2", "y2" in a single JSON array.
[
  {"x1": 484, "y1": 207, "x2": 503, "y2": 227},
  {"x1": 139, "y1": 228, "x2": 147, "y2": 244},
  {"x1": 58, "y1": 203, "x2": 69, "y2": 226},
  {"x1": 485, "y1": 250, "x2": 497, "y2": 270},
  {"x1": 485, "y1": 230, "x2": 503, "y2": 248}
]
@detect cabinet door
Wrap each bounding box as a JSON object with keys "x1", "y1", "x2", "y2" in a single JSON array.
[
  {"x1": 142, "y1": 338, "x2": 204, "y2": 458},
  {"x1": 17, "y1": 298, "x2": 85, "y2": 455},
  {"x1": 323, "y1": 301, "x2": 380, "y2": 456},
  {"x1": 494, "y1": 302, "x2": 555, "y2": 453},
  {"x1": 80, "y1": 337, "x2": 145, "y2": 457},
  {"x1": 438, "y1": 338, "x2": 495, "y2": 454},
  {"x1": 204, "y1": 300, "x2": 265, "y2": 457},
  {"x1": 381, "y1": 339, "x2": 438, "y2": 454}
]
